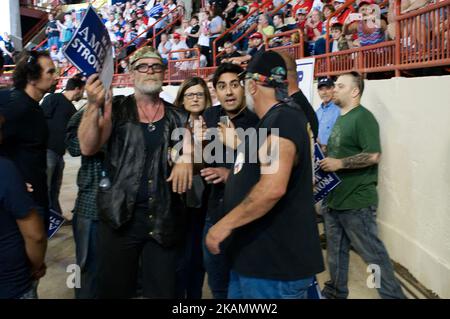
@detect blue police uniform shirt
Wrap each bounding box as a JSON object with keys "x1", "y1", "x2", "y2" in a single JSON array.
[{"x1": 316, "y1": 101, "x2": 340, "y2": 145}]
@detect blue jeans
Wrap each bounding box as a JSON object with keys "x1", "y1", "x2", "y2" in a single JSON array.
[
  {"x1": 322, "y1": 206, "x2": 406, "y2": 299},
  {"x1": 72, "y1": 214, "x2": 98, "y2": 299},
  {"x1": 47, "y1": 36, "x2": 60, "y2": 50},
  {"x1": 228, "y1": 271, "x2": 313, "y2": 299},
  {"x1": 202, "y1": 217, "x2": 230, "y2": 299},
  {"x1": 46, "y1": 149, "x2": 64, "y2": 214}
]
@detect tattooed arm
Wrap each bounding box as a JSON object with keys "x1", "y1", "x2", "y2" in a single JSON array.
[
  {"x1": 320, "y1": 152, "x2": 381, "y2": 172},
  {"x1": 205, "y1": 136, "x2": 296, "y2": 254}
]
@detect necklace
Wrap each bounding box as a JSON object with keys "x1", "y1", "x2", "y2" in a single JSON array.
[{"x1": 139, "y1": 100, "x2": 162, "y2": 132}]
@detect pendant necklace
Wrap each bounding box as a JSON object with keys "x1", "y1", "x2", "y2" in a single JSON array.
[{"x1": 140, "y1": 100, "x2": 162, "y2": 133}]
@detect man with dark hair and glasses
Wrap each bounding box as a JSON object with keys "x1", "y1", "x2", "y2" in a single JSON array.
[
  {"x1": 197, "y1": 62, "x2": 259, "y2": 298},
  {"x1": 0, "y1": 50, "x2": 59, "y2": 229},
  {"x1": 78, "y1": 46, "x2": 193, "y2": 299}
]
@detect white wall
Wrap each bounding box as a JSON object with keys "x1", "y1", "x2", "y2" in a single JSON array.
[{"x1": 311, "y1": 75, "x2": 450, "y2": 298}]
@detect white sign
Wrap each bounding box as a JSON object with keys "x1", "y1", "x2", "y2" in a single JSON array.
[{"x1": 295, "y1": 57, "x2": 316, "y2": 104}]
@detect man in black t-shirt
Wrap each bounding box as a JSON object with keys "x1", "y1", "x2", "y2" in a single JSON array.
[
  {"x1": 206, "y1": 51, "x2": 324, "y2": 299},
  {"x1": 0, "y1": 51, "x2": 59, "y2": 229},
  {"x1": 42, "y1": 75, "x2": 85, "y2": 216},
  {"x1": 45, "y1": 13, "x2": 60, "y2": 50}
]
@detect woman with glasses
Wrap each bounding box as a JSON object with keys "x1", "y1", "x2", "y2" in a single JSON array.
[{"x1": 173, "y1": 77, "x2": 212, "y2": 299}]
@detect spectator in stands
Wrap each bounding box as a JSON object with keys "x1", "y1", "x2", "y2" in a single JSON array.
[
  {"x1": 154, "y1": 6, "x2": 171, "y2": 47},
  {"x1": 223, "y1": 0, "x2": 238, "y2": 26},
  {"x1": 312, "y1": 4, "x2": 337, "y2": 55},
  {"x1": 58, "y1": 13, "x2": 74, "y2": 47},
  {"x1": 294, "y1": 0, "x2": 314, "y2": 16},
  {"x1": 296, "y1": 8, "x2": 308, "y2": 31},
  {"x1": 193, "y1": 44, "x2": 208, "y2": 68},
  {"x1": 219, "y1": 41, "x2": 242, "y2": 64},
  {"x1": 170, "y1": 32, "x2": 189, "y2": 60},
  {"x1": 306, "y1": 9, "x2": 324, "y2": 54},
  {"x1": 230, "y1": 8, "x2": 249, "y2": 51},
  {"x1": 330, "y1": 23, "x2": 350, "y2": 51},
  {"x1": 105, "y1": 14, "x2": 117, "y2": 31},
  {"x1": 147, "y1": 0, "x2": 164, "y2": 18},
  {"x1": 209, "y1": 6, "x2": 225, "y2": 56},
  {"x1": 333, "y1": 0, "x2": 353, "y2": 25},
  {"x1": 186, "y1": 16, "x2": 201, "y2": 48},
  {"x1": 46, "y1": 13, "x2": 60, "y2": 50},
  {"x1": 118, "y1": 59, "x2": 129, "y2": 74},
  {"x1": 257, "y1": 13, "x2": 275, "y2": 37},
  {"x1": 0, "y1": 115, "x2": 47, "y2": 300},
  {"x1": 197, "y1": 10, "x2": 211, "y2": 65},
  {"x1": 345, "y1": 0, "x2": 387, "y2": 47},
  {"x1": 49, "y1": 45, "x2": 64, "y2": 64},
  {"x1": 236, "y1": 0, "x2": 250, "y2": 13},
  {"x1": 167, "y1": 0, "x2": 177, "y2": 12},
  {"x1": 158, "y1": 33, "x2": 172, "y2": 63},
  {"x1": 0, "y1": 33, "x2": 15, "y2": 66},
  {"x1": 227, "y1": 32, "x2": 265, "y2": 65},
  {"x1": 320, "y1": 72, "x2": 406, "y2": 299},
  {"x1": 123, "y1": 23, "x2": 138, "y2": 55},
  {"x1": 273, "y1": 13, "x2": 289, "y2": 34}
]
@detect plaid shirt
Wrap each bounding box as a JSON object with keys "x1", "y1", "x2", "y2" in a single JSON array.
[{"x1": 65, "y1": 109, "x2": 104, "y2": 220}]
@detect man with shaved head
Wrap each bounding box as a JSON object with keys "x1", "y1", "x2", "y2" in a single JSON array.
[{"x1": 319, "y1": 72, "x2": 406, "y2": 299}]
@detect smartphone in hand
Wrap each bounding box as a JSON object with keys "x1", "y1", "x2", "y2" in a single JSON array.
[{"x1": 219, "y1": 115, "x2": 230, "y2": 127}]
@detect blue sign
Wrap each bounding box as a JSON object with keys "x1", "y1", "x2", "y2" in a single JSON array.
[
  {"x1": 314, "y1": 143, "x2": 341, "y2": 203},
  {"x1": 63, "y1": 5, "x2": 113, "y2": 88},
  {"x1": 48, "y1": 209, "x2": 65, "y2": 239}
]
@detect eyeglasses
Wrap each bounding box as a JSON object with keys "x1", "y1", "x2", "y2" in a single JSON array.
[
  {"x1": 184, "y1": 92, "x2": 205, "y2": 100},
  {"x1": 134, "y1": 63, "x2": 165, "y2": 74}
]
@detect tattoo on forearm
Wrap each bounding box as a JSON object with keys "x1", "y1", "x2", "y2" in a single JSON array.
[{"x1": 341, "y1": 153, "x2": 376, "y2": 169}]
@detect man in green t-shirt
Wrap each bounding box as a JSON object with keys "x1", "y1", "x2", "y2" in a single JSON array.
[{"x1": 319, "y1": 72, "x2": 405, "y2": 299}]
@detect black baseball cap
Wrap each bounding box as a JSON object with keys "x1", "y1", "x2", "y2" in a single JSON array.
[
  {"x1": 318, "y1": 77, "x2": 335, "y2": 88},
  {"x1": 240, "y1": 51, "x2": 288, "y2": 88}
]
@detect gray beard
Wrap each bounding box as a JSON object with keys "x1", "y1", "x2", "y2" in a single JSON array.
[
  {"x1": 135, "y1": 81, "x2": 163, "y2": 95},
  {"x1": 245, "y1": 86, "x2": 255, "y2": 113}
]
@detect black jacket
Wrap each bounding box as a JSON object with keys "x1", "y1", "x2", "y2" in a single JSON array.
[{"x1": 98, "y1": 95, "x2": 189, "y2": 247}]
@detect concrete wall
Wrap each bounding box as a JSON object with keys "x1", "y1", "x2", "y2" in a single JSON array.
[{"x1": 311, "y1": 75, "x2": 450, "y2": 298}]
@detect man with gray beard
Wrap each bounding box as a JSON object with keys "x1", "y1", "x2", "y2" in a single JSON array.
[{"x1": 78, "y1": 46, "x2": 193, "y2": 298}]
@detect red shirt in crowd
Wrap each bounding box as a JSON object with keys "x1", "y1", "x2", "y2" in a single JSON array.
[{"x1": 293, "y1": 0, "x2": 314, "y2": 16}]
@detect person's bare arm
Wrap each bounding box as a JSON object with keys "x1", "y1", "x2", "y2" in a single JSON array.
[
  {"x1": 78, "y1": 74, "x2": 113, "y2": 156},
  {"x1": 403, "y1": 0, "x2": 430, "y2": 13},
  {"x1": 17, "y1": 209, "x2": 47, "y2": 279},
  {"x1": 206, "y1": 136, "x2": 296, "y2": 254}
]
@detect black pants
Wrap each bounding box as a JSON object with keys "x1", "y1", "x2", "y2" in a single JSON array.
[{"x1": 97, "y1": 209, "x2": 180, "y2": 298}]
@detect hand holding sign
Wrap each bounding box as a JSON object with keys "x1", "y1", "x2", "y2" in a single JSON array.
[{"x1": 86, "y1": 74, "x2": 106, "y2": 108}]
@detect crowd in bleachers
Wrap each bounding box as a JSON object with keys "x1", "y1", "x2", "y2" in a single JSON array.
[{"x1": 7, "y1": 0, "x2": 444, "y2": 77}]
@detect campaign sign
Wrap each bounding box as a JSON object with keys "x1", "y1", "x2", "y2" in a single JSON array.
[
  {"x1": 48, "y1": 209, "x2": 65, "y2": 239},
  {"x1": 63, "y1": 5, "x2": 113, "y2": 89},
  {"x1": 314, "y1": 143, "x2": 341, "y2": 203}
]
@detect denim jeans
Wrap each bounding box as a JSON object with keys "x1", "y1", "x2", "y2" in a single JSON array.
[
  {"x1": 46, "y1": 149, "x2": 65, "y2": 214},
  {"x1": 72, "y1": 214, "x2": 98, "y2": 299},
  {"x1": 47, "y1": 36, "x2": 60, "y2": 50},
  {"x1": 322, "y1": 206, "x2": 406, "y2": 299},
  {"x1": 228, "y1": 271, "x2": 313, "y2": 299},
  {"x1": 202, "y1": 217, "x2": 230, "y2": 299}
]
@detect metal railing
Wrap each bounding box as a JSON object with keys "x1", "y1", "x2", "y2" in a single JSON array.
[
  {"x1": 265, "y1": 29, "x2": 305, "y2": 60},
  {"x1": 166, "y1": 48, "x2": 201, "y2": 85}
]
